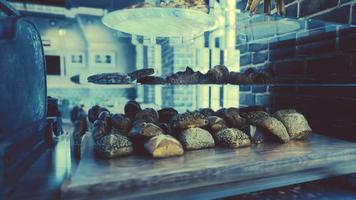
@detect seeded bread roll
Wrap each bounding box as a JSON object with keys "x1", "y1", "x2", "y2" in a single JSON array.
[
  {"x1": 238, "y1": 106, "x2": 267, "y2": 118},
  {"x1": 244, "y1": 111, "x2": 290, "y2": 143},
  {"x1": 206, "y1": 116, "x2": 228, "y2": 134},
  {"x1": 273, "y1": 109, "x2": 296, "y2": 117},
  {"x1": 178, "y1": 127, "x2": 215, "y2": 150},
  {"x1": 216, "y1": 108, "x2": 249, "y2": 132},
  {"x1": 256, "y1": 116, "x2": 290, "y2": 143},
  {"x1": 129, "y1": 122, "x2": 164, "y2": 139},
  {"x1": 171, "y1": 111, "x2": 208, "y2": 130},
  {"x1": 214, "y1": 128, "x2": 251, "y2": 148},
  {"x1": 273, "y1": 109, "x2": 312, "y2": 139},
  {"x1": 95, "y1": 134, "x2": 133, "y2": 158},
  {"x1": 87, "y1": 73, "x2": 130, "y2": 84},
  {"x1": 245, "y1": 111, "x2": 270, "y2": 125}
]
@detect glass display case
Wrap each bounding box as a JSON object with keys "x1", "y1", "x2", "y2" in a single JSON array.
[
  {"x1": 2, "y1": 0, "x2": 356, "y2": 199},
  {"x1": 51, "y1": 4, "x2": 356, "y2": 199}
]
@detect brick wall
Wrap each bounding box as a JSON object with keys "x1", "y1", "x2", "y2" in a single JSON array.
[
  {"x1": 270, "y1": 86, "x2": 356, "y2": 142},
  {"x1": 237, "y1": 0, "x2": 356, "y2": 25},
  {"x1": 237, "y1": 0, "x2": 356, "y2": 141},
  {"x1": 237, "y1": 18, "x2": 355, "y2": 83}
]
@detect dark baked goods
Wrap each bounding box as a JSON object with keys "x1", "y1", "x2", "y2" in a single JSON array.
[
  {"x1": 245, "y1": 111, "x2": 270, "y2": 125},
  {"x1": 144, "y1": 135, "x2": 184, "y2": 158},
  {"x1": 255, "y1": 116, "x2": 290, "y2": 143},
  {"x1": 92, "y1": 120, "x2": 108, "y2": 142},
  {"x1": 166, "y1": 67, "x2": 208, "y2": 84},
  {"x1": 88, "y1": 105, "x2": 109, "y2": 123},
  {"x1": 214, "y1": 128, "x2": 251, "y2": 148},
  {"x1": 245, "y1": 111, "x2": 290, "y2": 143},
  {"x1": 238, "y1": 106, "x2": 267, "y2": 118},
  {"x1": 133, "y1": 118, "x2": 157, "y2": 126},
  {"x1": 87, "y1": 73, "x2": 130, "y2": 84},
  {"x1": 129, "y1": 122, "x2": 164, "y2": 139},
  {"x1": 198, "y1": 108, "x2": 215, "y2": 117},
  {"x1": 207, "y1": 65, "x2": 230, "y2": 84},
  {"x1": 88, "y1": 105, "x2": 101, "y2": 123},
  {"x1": 273, "y1": 109, "x2": 312, "y2": 139},
  {"x1": 111, "y1": 128, "x2": 129, "y2": 137},
  {"x1": 171, "y1": 111, "x2": 208, "y2": 130},
  {"x1": 206, "y1": 116, "x2": 228, "y2": 134},
  {"x1": 111, "y1": 114, "x2": 132, "y2": 133},
  {"x1": 128, "y1": 68, "x2": 154, "y2": 81},
  {"x1": 134, "y1": 108, "x2": 159, "y2": 123},
  {"x1": 158, "y1": 123, "x2": 173, "y2": 135},
  {"x1": 97, "y1": 111, "x2": 112, "y2": 132},
  {"x1": 160, "y1": 0, "x2": 209, "y2": 13},
  {"x1": 244, "y1": 125, "x2": 268, "y2": 144},
  {"x1": 90, "y1": 109, "x2": 112, "y2": 142},
  {"x1": 95, "y1": 134, "x2": 133, "y2": 158},
  {"x1": 244, "y1": 68, "x2": 273, "y2": 84},
  {"x1": 216, "y1": 108, "x2": 250, "y2": 131},
  {"x1": 178, "y1": 127, "x2": 215, "y2": 150},
  {"x1": 124, "y1": 100, "x2": 142, "y2": 119},
  {"x1": 229, "y1": 72, "x2": 253, "y2": 84},
  {"x1": 158, "y1": 107, "x2": 178, "y2": 123},
  {"x1": 137, "y1": 76, "x2": 166, "y2": 84}
]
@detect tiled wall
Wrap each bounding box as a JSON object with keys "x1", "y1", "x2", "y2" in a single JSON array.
[
  {"x1": 237, "y1": 0, "x2": 356, "y2": 141},
  {"x1": 237, "y1": 21, "x2": 355, "y2": 83},
  {"x1": 285, "y1": 0, "x2": 355, "y2": 25}
]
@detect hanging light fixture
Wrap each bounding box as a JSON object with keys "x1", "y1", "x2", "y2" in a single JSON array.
[{"x1": 101, "y1": 0, "x2": 219, "y2": 37}]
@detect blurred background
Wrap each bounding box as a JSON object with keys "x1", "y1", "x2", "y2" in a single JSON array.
[
  {"x1": 5, "y1": 0, "x2": 356, "y2": 141},
  {"x1": 2, "y1": 1, "x2": 356, "y2": 199},
  {"x1": 7, "y1": 0, "x2": 244, "y2": 119}
]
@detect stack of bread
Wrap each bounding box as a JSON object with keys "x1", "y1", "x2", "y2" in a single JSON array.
[
  {"x1": 88, "y1": 65, "x2": 273, "y2": 85},
  {"x1": 86, "y1": 101, "x2": 312, "y2": 159}
]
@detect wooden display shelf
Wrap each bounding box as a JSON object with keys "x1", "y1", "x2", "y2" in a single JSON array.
[{"x1": 61, "y1": 134, "x2": 356, "y2": 199}]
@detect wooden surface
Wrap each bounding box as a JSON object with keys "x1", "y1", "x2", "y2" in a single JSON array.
[{"x1": 62, "y1": 134, "x2": 356, "y2": 200}]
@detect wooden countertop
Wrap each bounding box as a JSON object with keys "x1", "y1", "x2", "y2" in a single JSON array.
[{"x1": 62, "y1": 134, "x2": 356, "y2": 200}]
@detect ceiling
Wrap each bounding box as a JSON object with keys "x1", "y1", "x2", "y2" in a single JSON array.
[
  {"x1": 8, "y1": 0, "x2": 145, "y2": 10},
  {"x1": 7, "y1": 0, "x2": 225, "y2": 10}
]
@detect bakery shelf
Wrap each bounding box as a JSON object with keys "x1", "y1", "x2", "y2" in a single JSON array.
[{"x1": 61, "y1": 133, "x2": 356, "y2": 199}]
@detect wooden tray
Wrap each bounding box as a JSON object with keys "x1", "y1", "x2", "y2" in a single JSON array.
[{"x1": 62, "y1": 134, "x2": 356, "y2": 199}]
